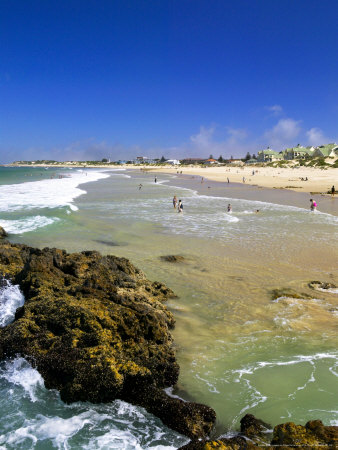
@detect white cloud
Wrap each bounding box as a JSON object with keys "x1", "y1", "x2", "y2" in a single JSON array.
[
  {"x1": 266, "y1": 104, "x2": 283, "y2": 115},
  {"x1": 172, "y1": 125, "x2": 252, "y2": 159},
  {"x1": 190, "y1": 126, "x2": 215, "y2": 149},
  {"x1": 306, "y1": 127, "x2": 330, "y2": 146},
  {"x1": 264, "y1": 118, "x2": 301, "y2": 149}
]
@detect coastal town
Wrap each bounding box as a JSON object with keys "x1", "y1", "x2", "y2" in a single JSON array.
[{"x1": 10, "y1": 142, "x2": 338, "y2": 168}]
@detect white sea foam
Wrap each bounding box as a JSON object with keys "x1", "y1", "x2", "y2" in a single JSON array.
[
  {"x1": 0, "y1": 358, "x2": 44, "y2": 402},
  {"x1": 0, "y1": 281, "x2": 25, "y2": 327},
  {"x1": 0, "y1": 358, "x2": 188, "y2": 449},
  {"x1": 0, "y1": 216, "x2": 60, "y2": 234},
  {"x1": 0, "y1": 170, "x2": 109, "y2": 212}
]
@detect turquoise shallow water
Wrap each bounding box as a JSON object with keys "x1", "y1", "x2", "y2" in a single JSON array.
[{"x1": 0, "y1": 167, "x2": 337, "y2": 448}]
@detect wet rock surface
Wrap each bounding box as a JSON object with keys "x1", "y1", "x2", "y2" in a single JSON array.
[
  {"x1": 240, "y1": 413, "x2": 271, "y2": 444},
  {"x1": 308, "y1": 280, "x2": 337, "y2": 291},
  {"x1": 0, "y1": 227, "x2": 7, "y2": 238},
  {"x1": 270, "y1": 287, "x2": 313, "y2": 300},
  {"x1": 160, "y1": 255, "x2": 186, "y2": 263},
  {"x1": 271, "y1": 419, "x2": 338, "y2": 447},
  {"x1": 0, "y1": 240, "x2": 216, "y2": 438},
  {"x1": 179, "y1": 416, "x2": 337, "y2": 449}
]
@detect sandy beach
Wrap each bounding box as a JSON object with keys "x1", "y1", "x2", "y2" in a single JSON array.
[{"x1": 136, "y1": 164, "x2": 338, "y2": 195}]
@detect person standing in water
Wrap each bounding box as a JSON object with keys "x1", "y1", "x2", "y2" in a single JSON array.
[
  {"x1": 178, "y1": 200, "x2": 183, "y2": 213},
  {"x1": 310, "y1": 199, "x2": 317, "y2": 211},
  {"x1": 154, "y1": 176, "x2": 157, "y2": 183},
  {"x1": 173, "y1": 195, "x2": 177, "y2": 209},
  {"x1": 331, "y1": 185, "x2": 335, "y2": 197},
  {"x1": 227, "y1": 204, "x2": 232, "y2": 213}
]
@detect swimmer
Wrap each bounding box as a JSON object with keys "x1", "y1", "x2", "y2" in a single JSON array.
[
  {"x1": 310, "y1": 199, "x2": 317, "y2": 211},
  {"x1": 154, "y1": 176, "x2": 157, "y2": 183},
  {"x1": 173, "y1": 195, "x2": 177, "y2": 208},
  {"x1": 138, "y1": 184, "x2": 143, "y2": 190},
  {"x1": 255, "y1": 209, "x2": 260, "y2": 213},
  {"x1": 227, "y1": 204, "x2": 232, "y2": 213},
  {"x1": 177, "y1": 199, "x2": 183, "y2": 213}
]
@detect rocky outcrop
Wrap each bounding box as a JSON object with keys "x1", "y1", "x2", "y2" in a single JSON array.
[
  {"x1": 0, "y1": 227, "x2": 7, "y2": 238},
  {"x1": 160, "y1": 255, "x2": 186, "y2": 263},
  {"x1": 0, "y1": 241, "x2": 216, "y2": 439},
  {"x1": 308, "y1": 280, "x2": 337, "y2": 291},
  {"x1": 179, "y1": 437, "x2": 256, "y2": 449},
  {"x1": 179, "y1": 416, "x2": 337, "y2": 449},
  {"x1": 270, "y1": 288, "x2": 313, "y2": 300},
  {"x1": 240, "y1": 413, "x2": 271, "y2": 444},
  {"x1": 271, "y1": 419, "x2": 338, "y2": 447}
]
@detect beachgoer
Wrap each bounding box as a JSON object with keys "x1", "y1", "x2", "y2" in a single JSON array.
[
  {"x1": 255, "y1": 209, "x2": 260, "y2": 213},
  {"x1": 310, "y1": 199, "x2": 317, "y2": 211},
  {"x1": 227, "y1": 204, "x2": 232, "y2": 213},
  {"x1": 173, "y1": 195, "x2": 177, "y2": 208},
  {"x1": 154, "y1": 176, "x2": 157, "y2": 183},
  {"x1": 138, "y1": 184, "x2": 142, "y2": 190},
  {"x1": 243, "y1": 177, "x2": 246, "y2": 183},
  {"x1": 178, "y1": 200, "x2": 183, "y2": 213},
  {"x1": 227, "y1": 177, "x2": 230, "y2": 183},
  {"x1": 201, "y1": 177, "x2": 204, "y2": 183},
  {"x1": 331, "y1": 185, "x2": 335, "y2": 197}
]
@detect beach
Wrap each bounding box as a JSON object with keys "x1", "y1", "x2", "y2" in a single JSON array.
[
  {"x1": 0, "y1": 166, "x2": 337, "y2": 448},
  {"x1": 136, "y1": 164, "x2": 338, "y2": 195}
]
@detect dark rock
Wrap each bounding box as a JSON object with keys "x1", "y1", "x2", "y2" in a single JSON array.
[
  {"x1": 271, "y1": 420, "x2": 338, "y2": 447},
  {"x1": 270, "y1": 288, "x2": 313, "y2": 300},
  {"x1": 240, "y1": 414, "x2": 271, "y2": 445},
  {"x1": 93, "y1": 239, "x2": 127, "y2": 247},
  {"x1": 160, "y1": 255, "x2": 186, "y2": 263},
  {"x1": 0, "y1": 226, "x2": 7, "y2": 238},
  {"x1": 308, "y1": 280, "x2": 337, "y2": 291},
  {"x1": 0, "y1": 241, "x2": 216, "y2": 439},
  {"x1": 179, "y1": 436, "x2": 256, "y2": 449}
]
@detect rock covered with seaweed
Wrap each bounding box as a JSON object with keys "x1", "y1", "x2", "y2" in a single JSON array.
[
  {"x1": 0, "y1": 240, "x2": 216, "y2": 438},
  {"x1": 179, "y1": 415, "x2": 337, "y2": 449}
]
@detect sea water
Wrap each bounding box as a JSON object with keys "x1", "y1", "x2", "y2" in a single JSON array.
[{"x1": 0, "y1": 167, "x2": 337, "y2": 448}]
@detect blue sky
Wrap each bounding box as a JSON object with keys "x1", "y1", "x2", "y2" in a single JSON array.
[{"x1": 1, "y1": 0, "x2": 337, "y2": 163}]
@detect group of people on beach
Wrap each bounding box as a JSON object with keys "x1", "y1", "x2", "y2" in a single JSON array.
[{"x1": 142, "y1": 173, "x2": 336, "y2": 215}]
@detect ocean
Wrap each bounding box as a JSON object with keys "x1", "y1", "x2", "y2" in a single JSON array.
[{"x1": 0, "y1": 166, "x2": 337, "y2": 449}]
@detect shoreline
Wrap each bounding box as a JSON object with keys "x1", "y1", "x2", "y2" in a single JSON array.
[
  {"x1": 124, "y1": 167, "x2": 338, "y2": 217},
  {"x1": 6, "y1": 163, "x2": 338, "y2": 196}
]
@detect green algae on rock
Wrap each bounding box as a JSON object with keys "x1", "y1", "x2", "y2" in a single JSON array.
[
  {"x1": 0, "y1": 240, "x2": 216, "y2": 439},
  {"x1": 270, "y1": 288, "x2": 313, "y2": 300},
  {"x1": 240, "y1": 413, "x2": 271, "y2": 445},
  {"x1": 0, "y1": 227, "x2": 7, "y2": 239},
  {"x1": 271, "y1": 419, "x2": 338, "y2": 447},
  {"x1": 308, "y1": 280, "x2": 337, "y2": 291}
]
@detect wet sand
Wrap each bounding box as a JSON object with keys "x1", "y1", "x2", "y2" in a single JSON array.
[{"x1": 133, "y1": 170, "x2": 338, "y2": 217}]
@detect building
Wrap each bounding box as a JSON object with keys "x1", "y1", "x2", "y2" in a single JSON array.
[
  {"x1": 257, "y1": 149, "x2": 283, "y2": 162},
  {"x1": 136, "y1": 156, "x2": 149, "y2": 162},
  {"x1": 284, "y1": 146, "x2": 314, "y2": 160},
  {"x1": 166, "y1": 159, "x2": 180, "y2": 165},
  {"x1": 204, "y1": 158, "x2": 219, "y2": 164},
  {"x1": 180, "y1": 158, "x2": 206, "y2": 164},
  {"x1": 312, "y1": 143, "x2": 338, "y2": 158}
]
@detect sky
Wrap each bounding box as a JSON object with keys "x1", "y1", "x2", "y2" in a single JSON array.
[{"x1": 0, "y1": 0, "x2": 337, "y2": 163}]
